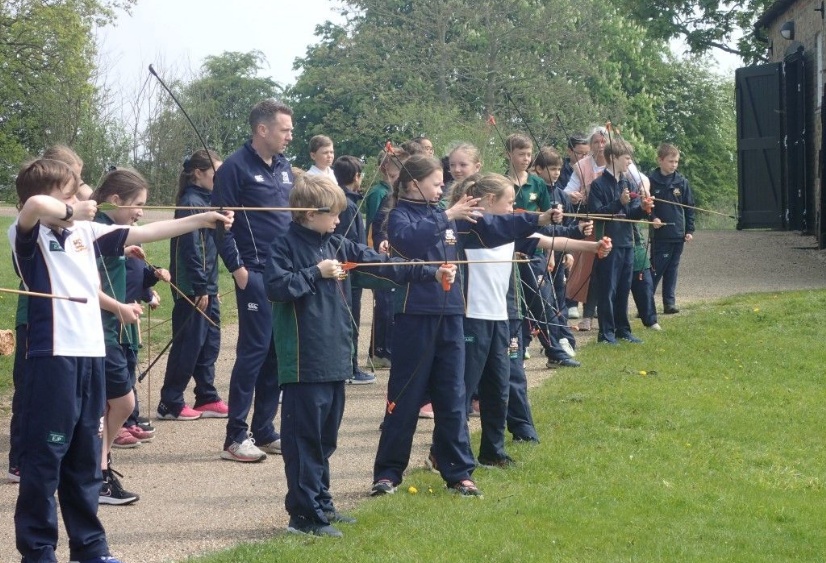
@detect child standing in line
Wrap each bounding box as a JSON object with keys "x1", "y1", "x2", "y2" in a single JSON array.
[
  {"x1": 371, "y1": 153, "x2": 485, "y2": 497},
  {"x1": 588, "y1": 139, "x2": 654, "y2": 345},
  {"x1": 363, "y1": 148, "x2": 407, "y2": 369},
  {"x1": 505, "y1": 134, "x2": 578, "y2": 369},
  {"x1": 9, "y1": 159, "x2": 232, "y2": 563},
  {"x1": 8, "y1": 146, "x2": 88, "y2": 484},
  {"x1": 332, "y1": 155, "x2": 376, "y2": 385},
  {"x1": 306, "y1": 135, "x2": 336, "y2": 179},
  {"x1": 451, "y1": 173, "x2": 606, "y2": 465},
  {"x1": 118, "y1": 244, "x2": 167, "y2": 445},
  {"x1": 265, "y1": 174, "x2": 455, "y2": 537},
  {"x1": 533, "y1": 147, "x2": 592, "y2": 358},
  {"x1": 157, "y1": 149, "x2": 229, "y2": 421},
  {"x1": 648, "y1": 143, "x2": 695, "y2": 314}
]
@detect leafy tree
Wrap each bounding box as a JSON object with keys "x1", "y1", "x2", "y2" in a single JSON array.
[
  {"x1": 289, "y1": 0, "x2": 736, "y2": 211},
  {"x1": 0, "y1": 0, "x2": 136, "y2": 196},
  {"x1": 619, "y1": 0, "x2": 774, "y2": 63},
  {"x1": 134, "y1": 51, "x2": 282, "y2": 203}
]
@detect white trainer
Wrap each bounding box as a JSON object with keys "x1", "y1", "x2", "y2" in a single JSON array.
[
  {"x1": 221, "y1": 434, "x2": 267, "y2": 462},
  {"x1": 559, "y1": 338, "x2": 577, "y2": 358}
]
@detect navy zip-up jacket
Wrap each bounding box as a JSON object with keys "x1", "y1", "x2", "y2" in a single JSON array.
[
  {"x1": 588, "y1": 169, "x2": 649, "y2": 248},
  {"x1": 387, "y1": 198, "x2": 465, "y2": 315},
  {"x1": 170, "y1": 184, "x2": 218, "y2": 297},
  {"x1": 265, "y1": 221, "x2": 438, "y2": 384},
  {"x1": 648, "y1": 169, "x2": 695, "y2": 241},
  {"x1": 212, "y1": 140, "x2": 294, "y2": 272},
  {"x1": 334, "y1": 190, "x2": 365, "y2": 245}
]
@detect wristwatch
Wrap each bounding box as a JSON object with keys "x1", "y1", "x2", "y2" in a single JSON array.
[{"x1": 62, "y1": 204, "x2": 73, "y2": 221}]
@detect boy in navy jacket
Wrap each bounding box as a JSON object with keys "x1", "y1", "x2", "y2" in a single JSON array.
[
  {"x1": 265, "y1": 173, "x2": 454, "y2": 537},
  {"x1": 588, "y1": 139, "x2": 654, "y2": 345},
  {"x1": 648, "y1": 143, "x2": 695, "y2": 314}
]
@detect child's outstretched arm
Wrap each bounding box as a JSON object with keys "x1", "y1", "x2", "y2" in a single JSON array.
[
  {"x1": 124, "y1": 211, "x2": 234, "y2": 246},
  {"x1": 16, "y1": 196, "x2": 98, "y2": 234},
  {"x1": 531, "y1": 234, "x2": 611, "y2": 256}
]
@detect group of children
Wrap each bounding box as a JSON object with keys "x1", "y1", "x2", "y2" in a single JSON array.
[{"x1": 5, "y1": 98, "x2": 696, "y2": 555}]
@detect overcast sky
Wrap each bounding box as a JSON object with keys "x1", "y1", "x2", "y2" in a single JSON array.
[{"x1": 96, "y1": 0, "x2": 345, "y2": 117}]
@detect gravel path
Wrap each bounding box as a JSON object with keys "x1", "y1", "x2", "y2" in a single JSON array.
[{"x1": 1, "y1": 229, "x2": 825, "y2": 562}]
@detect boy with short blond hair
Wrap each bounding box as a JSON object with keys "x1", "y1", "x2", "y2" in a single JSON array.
[
  {"x1": 265, "y1": 174, "x2": 453, "y2": 537},
  {"x1": 648, "y1": 143, "x2": 694, "y2": 314}
]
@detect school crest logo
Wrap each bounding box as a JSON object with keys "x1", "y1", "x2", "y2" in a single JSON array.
[
  {"x1": 529, "y1": 193, "x2": 537, "y2": 202},
  {"x1": 444, "y1": 229, "x2": 457, "y2": 246},
  {"x1": 72, "y1": 237, "x2": 87, "y2": 253},
  {"x1": 254, "y1": 175, "x2": 265, "y2": 183},
  {"x1": 282, "y1": 171, "x2": 292, "y2": 184},
  {"x1": 673, "y1": 188, "x2": 681, "y2": 197}
]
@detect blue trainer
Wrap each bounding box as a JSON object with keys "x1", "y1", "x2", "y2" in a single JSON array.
[{"x1": 347, "y1": 370, "x2": 376, "y2": 385}]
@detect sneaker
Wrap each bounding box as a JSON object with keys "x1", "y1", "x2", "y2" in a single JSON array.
[
  {"x1": 567, "y1": 306, "x2": 580, "y2": 319},
  {"x1": 370, "y1": 479, "x2": 397, "y2": 496},
  {"x1": 136, "y1": 417, "x2": 155, "y2": 434},
  {"x1": 324, "y1": 510, "x2": 357, "y2": 524},
  {"x1": 598, "y1": 336, "x2": 619, "y2": 345},
  {"x1": 259, "y1": 439, "x2": 282, "y2": 455},
  {"x1": 559, "y1": 338, "x2": 577, "y2": 358},
  {"x1": 112, "y1": 427, "x2": 141, "y2": 449},
  {"x1": 194, "y1": 400, "x2": 229, "y2": 418},
  {"x1": 647, "y1": 323, "x2": 662, "y2": 331},
  {"x1": 221, "y1": 434, "x2": 267, "y2": 462},
  {"x1": 418, "y1": 403, "x2": 434, "y2": 419},
  {"x1": 620, "y1": 334, "x2": 644, "y2": 344},
  {"x1": 425, "y1": 451, "x2": 439, "y2": 474},
  {"x1": 469, "y1": 399, "x2": 481, "y2": 418},
  {"x1": 513, "y1": 435, "x2": 540, "y2": 444},
  {"x1": 70, "y1": 557, "x2": 126, "y2": 563},
  {"x1": 577, "y1": 318, "x2": 592, "y2": 331},
  {"x1": 546, "y1": 358, "x2": 581, "y2": 368},
  {"x1": 7, "y1": 467, "x2": 20, "y2": 483},
  {"x1": 478, "y1": 455, "x2": 516, "y2": 468},
  {"x1": 448, "y1": 479, "x2": 483, "y2": 497},
  {"x1": 347, "y1": 370, "x2": 377, "y2": 385},
  {"x1": 124, "y1": 424, "x2": 154, "y2": 442},
  {"x1": 286, "y1": 516, "x2": 343, "y2": 538},
  {"x1": 157, "y1": 403, "x2": 202, "y2": 421},
  {"x1": 369, "y1": 356, "x2": 392, "y2": 369},
  {"x1": 99, "y1": 467, "x2": 139, "y2": 506},
  {"x1": 663, "y1": 305, "x2": 680, "y2": 314}
]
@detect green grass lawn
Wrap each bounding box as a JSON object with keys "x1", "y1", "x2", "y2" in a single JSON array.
[
  {"x1": 188, "y1": 290, "x2": 826, "y2": 563},
  {"x1": 0, "y1": 214, "x2": 237, "y2": 397}
]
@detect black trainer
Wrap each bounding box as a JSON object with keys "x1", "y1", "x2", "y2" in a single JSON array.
[
  {"x1": 478, "y1": 455, "x2": 516, "y2": 469},
  {"x1": 448, "y1": 479, "x2": 483, "y2": 497},
  {"x1": 370, "y1": 479, "x2": 397, "y2": 496},
  {"x1": 99, "y1": 467, "x2": 139, "y2": 506},
  {"x1": 287, "y1": 516, "x2": 343, "y2": 538},
  {"x1": 136, "y1": 416, "x2": 155, "y2": 434},
  {"x1": 324, "y1": 510, "x2": 356, "y2": 524}
]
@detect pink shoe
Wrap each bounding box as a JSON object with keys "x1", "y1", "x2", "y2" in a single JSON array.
[
  {"x1": 157, "y1": 404, "x2": 202, "y2": 421},
  {"x1": 124, "y1": 424, "x2": 154, "y2": 442},
  {"x1": 418, "y1": 403, "x2": 434, "y2": 419},
  {"x1": 194, "y1": 400, "x2": 229, "y2": 418},
  {"x1": 112, "y1": 427, "x2": 141, "y2": 449}
]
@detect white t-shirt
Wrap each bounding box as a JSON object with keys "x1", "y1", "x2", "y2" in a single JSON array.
[
  {"x1": 464, "y1": 242, "x2": 514, "y2": 321},
  {"x1": 307, "y1": 165, "x2": 337, "y2": 181},
  {"x1": 9, "y1": 220, "x2": 128, "y2": 357}
]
